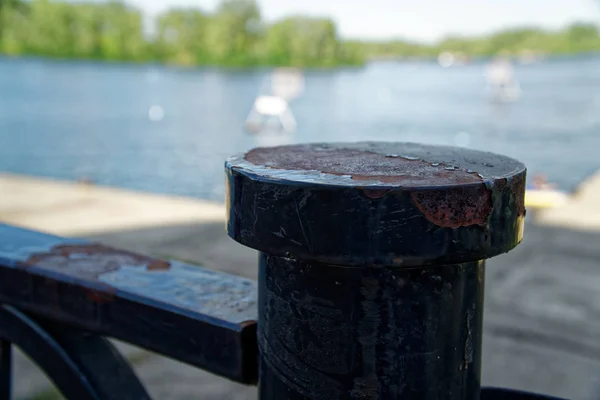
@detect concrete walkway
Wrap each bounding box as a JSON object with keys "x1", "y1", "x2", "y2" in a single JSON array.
[
  {"x1": 2, "y1": 173, "x2": 600, "y2": 400},
  {"x1": 0, "y1": 174, "x2": 225, "y2": 237}
]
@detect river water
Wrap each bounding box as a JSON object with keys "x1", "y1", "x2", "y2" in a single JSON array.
[{"x1": 1, "y1": 56, "x2": 599, "y2": 201}]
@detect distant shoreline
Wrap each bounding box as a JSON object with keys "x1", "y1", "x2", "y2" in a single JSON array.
[
  {"x1": 0, "y1": 54, "x2": 366, "y2": 71},
  {"x1": 1, "y1": 0, "x2": 599, "y2": 69},
  {"x1": 2, "y1": 52, "x2": 599, "y2": 71}
]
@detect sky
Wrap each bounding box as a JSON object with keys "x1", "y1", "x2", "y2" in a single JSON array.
[{"x1": 126, "y1": 0, "x2": 600, "y2": 42}]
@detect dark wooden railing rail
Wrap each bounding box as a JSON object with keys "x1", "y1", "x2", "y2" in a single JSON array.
[{"x1": 0, "y1": 142, "x2": 566, "y2": 399}]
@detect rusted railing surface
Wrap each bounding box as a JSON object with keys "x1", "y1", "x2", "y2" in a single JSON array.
[
  {"x1": 0, "y1": 224, "x2": 258, "y2": 399},
  {"x1": 0, "y1": 142, "x2": 566, "y2": 399}
]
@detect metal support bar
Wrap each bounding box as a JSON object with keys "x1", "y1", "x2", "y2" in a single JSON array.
[
  {"x1": 226, "y1": 142, "x2": 527, "y2": 400},
  {"x1": 481, "y1": 388, "x2": 567, "y2": 400},
  {"x1": 0, "y1": 339, "x2": 10, "y2": 400},
  {"x1": 0, "y1": 224, "x2": 259, "y2": 384},
  {"x1": 258, "y1": 255, "x2": 485, "y2": 400},
  {"x1": 0, "y1": 304, "x2": 151, "y2": 399},
  {"x1": 0, "y1": 304, "x2": 103, "y2": 400}
]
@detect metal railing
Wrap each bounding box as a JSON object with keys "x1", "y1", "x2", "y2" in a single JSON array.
[{"x1": 0, "y1": 142, "x2": 565, "y2": 399}]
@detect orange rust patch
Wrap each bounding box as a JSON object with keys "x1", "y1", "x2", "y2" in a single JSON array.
[
  {"x1": 147, "y1": 260, "x2": 171, "y2": 270},
  {"x1": 411, "y1": 185, "x2": 493, "y2": 228},
  {"x1": 24, "y1": 244, "x2": 171, "y2": 281},
  {"x1": 361, "y1": 188, "x2": 391, "y2": 199},
  {"x1": 246, "y1": 146, "x2": 483, "y2": 187},
  {"x1": 86, "y1": 288, "x2": 116, "y2": 304}
]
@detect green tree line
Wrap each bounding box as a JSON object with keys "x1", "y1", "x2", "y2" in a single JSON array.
[
  {"x1": 359, "y1": 23, "x2": 600, "y2": 59},
  {"x1": 0, "y1": 0, "x2": 361, "y2": 66},
  {"x1": 1, "y1": 0, "x2": 599, "y2": 67}
]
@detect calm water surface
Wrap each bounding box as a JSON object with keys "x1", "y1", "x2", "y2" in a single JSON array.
[{"x1": 1, "y1": 56, "x2": 599, "y2": 201}]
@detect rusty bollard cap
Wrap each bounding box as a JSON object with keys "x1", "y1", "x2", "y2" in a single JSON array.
[{"x1": 225, "y1": 142, "x2": 526, "y2": 267}]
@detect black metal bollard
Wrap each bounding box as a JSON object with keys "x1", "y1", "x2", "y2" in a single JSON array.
[{"x1": 226, "y1": 142, "x2": 526, "y2": 400}]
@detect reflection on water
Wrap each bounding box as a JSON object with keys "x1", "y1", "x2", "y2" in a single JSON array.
[{"x1": 0, "y1": 56, "x2": 599, "y2": 200}]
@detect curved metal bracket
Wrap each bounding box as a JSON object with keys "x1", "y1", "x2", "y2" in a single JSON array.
[
  {"x1": 482, "y1": 387, "x2": 567, "y2": 400},
  {"x1": 0, "y1": 304, "x2": 150, "y2": 400}
]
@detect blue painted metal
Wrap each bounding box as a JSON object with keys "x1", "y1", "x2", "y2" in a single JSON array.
[{"x1": 0, "y1": 224, "x2": 259, "y2": 384}]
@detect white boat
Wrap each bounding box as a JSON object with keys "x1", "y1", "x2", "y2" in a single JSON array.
[
  {"x1": 485, "y1": 58, "x2": 522, "y2": 102},
  {"x1": 245, "y1": 68, "x2": 304, "y2": 134},
  {"x1": 245, "y1": 95, "x2": 296, "y2": 133}
]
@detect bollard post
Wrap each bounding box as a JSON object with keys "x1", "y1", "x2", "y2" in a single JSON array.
[{"x1": 226, "y1": 142, "x2": 526, "y2": 400}]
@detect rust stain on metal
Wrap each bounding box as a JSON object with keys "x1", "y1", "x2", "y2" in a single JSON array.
[
  {"x1": 360, "y1": 188, "x2": 390, "y2": 199},
  {"x1": 239, "y1": 320, "x2": 257, "y2": 329},
  {"x1": 147, "y1": 260, "x2": 171, "y2": 270},
  {"x1": 411, "y1": 185, "x2": 492, "y2": 228},
  {"x1": 85, "y1": 288, "x2": 116, "y2": 303},
  {"x1": 245, "y1": 146, "x2": 483, "y2": 186},
  {"x1": 24, "y1": 244, "x2": 171, "y2": 281}
]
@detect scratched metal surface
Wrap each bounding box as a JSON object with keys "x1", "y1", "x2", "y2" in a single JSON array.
[
  {"x1": 0, "y1": 225, "x2": 86, "y2": 264},
  {"x1": 226, "y1": 142, "x2": 526, "y2": 267},
  {"x1": 99, "y1": 261, "x2": 256, "y2": 324},
  {"x1": 258, "y1": 254, "x2": 484, "y2": 400},
  {"x1": 0, "y1": 224, "x2": 257, "y2": 325},
  {"x1": 233, "y1": 142, "x2": 524, "y2": 187},
  {"x1": 0, "y1": 223, "x2": 259, "y2": 383}
]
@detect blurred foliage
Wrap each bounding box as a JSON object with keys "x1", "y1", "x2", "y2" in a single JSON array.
[
  {"x1": 1, "y1": 0, "x2": 599, "y2": 67},
  {"x1": 0, "y1": 0, "x2": 353, "y2": 66},
  {"x1": 0, "y1": 0, "x2": 148, "y2": 61},
  {"x1": 359, "y1": 24, "x2": 600, "y2": 60}
]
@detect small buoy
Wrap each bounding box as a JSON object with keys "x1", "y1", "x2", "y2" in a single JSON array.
[
  {"x1": 438, "y1": 52, "x2": 455, "y2": 68},
  {"x1": 77, "y1": 177, "x2": 95, "y2": 186},
  {"x1": 148, "y1": 105, "x2": 164, "y2": 122}
]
